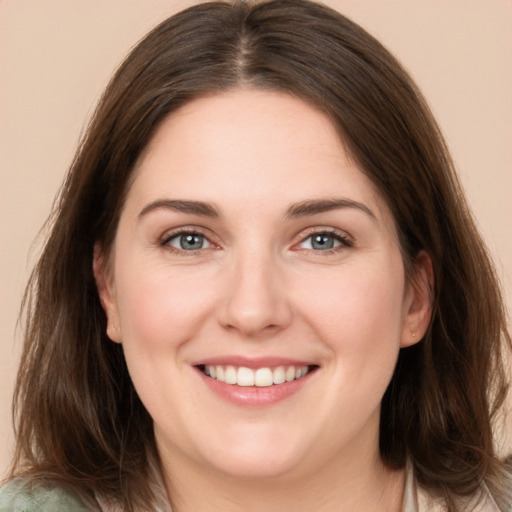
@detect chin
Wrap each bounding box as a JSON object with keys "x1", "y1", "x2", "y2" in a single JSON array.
[
  {"x1": 194, "y1": 429, "x2": 316, "y2": 481},
  {"x1": 206, "y1": 452, "x2": 307, "y2": 481}
]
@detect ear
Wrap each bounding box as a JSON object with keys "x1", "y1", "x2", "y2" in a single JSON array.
[
  {"x1": 401, "y1": 251, "x2": 434, "y2": 348},
  {"x1": 93, "y1": 243, "x2": 122, "y2": 343}
]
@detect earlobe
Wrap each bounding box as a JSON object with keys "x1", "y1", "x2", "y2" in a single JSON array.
[
  {"x1": 401, "y1": 251, "x2": 434, "y2": 348},
  {"x1": 93, "y1": 243, "x2": 122, "y2": 343}
]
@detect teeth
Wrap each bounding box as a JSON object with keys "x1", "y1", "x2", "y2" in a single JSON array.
[
  {"x1": 272, "y1": 366, "x2": 286, "y2": 384},
  {"x1": 237, "y1": 367, "x2": 254, "y2": 387},
  {"x1": 255, "y1": 368, "x2": 273, "y2": 387},
  {"x1": 225, "y1": 366, "x2": 237, "y2": 384},
  {"x1": 203, "y1": 364, "x2": 311, "y2": 386},
  {"x1": 285, "y1": 366, "x2": 295, "y2": 382}
]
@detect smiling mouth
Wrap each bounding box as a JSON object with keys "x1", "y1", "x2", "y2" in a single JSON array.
[{"x1": 198, "y1": 365, "x2": 317, "y2": 387}]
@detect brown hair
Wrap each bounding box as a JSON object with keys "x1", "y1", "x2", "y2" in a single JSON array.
[{"x1": 10, "y1": 0, "x2": 511, "y2": 510}]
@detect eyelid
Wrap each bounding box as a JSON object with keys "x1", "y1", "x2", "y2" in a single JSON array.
[
  {"x1": 159, "y1": 226, "x2": 220, "y2": 251},
  {"x1": 157, "y1": 225, "x2": 352, "y2": 254},
  {"x1": 291, "y1": 226, "x2": 353, "y2": 251}
]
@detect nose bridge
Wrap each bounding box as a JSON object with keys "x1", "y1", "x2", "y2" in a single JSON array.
[{"x1": 218, "y1": 241, "x2": 291, "y2": 336}]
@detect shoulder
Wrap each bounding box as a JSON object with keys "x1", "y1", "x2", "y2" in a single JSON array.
[
  {"x1": 0, "y1": 478, "x2": 100, "y2": 512},
  {"x1": 415, "y1": 482, "x2": 505, "y2": 512},
  {"x1": 403, "y1": 462, "x2": 508, "y2": 512}
]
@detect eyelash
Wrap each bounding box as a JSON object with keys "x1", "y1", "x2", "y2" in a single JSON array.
[
  {"x1": 160, "y1": 228, "x2": 216, "y2": 254},
  {"x1": 293, "y1": 228, "x2": 353, "y2": 254},
  {"x1": 159, "y1": 227, "x2": 353, "y2": 255}
]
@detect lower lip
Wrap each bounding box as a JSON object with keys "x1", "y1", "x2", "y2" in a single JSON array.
[{"x1": 196, "y1": 368, "x2": 315, "y2": 407}]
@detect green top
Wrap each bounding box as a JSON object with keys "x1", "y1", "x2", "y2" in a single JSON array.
[
  {"x1": 0, "y1": 479, "x2": 99, "y2": 512},
  {"x1": 0, "y1": 472, "x2": 504, "y2": 512}
]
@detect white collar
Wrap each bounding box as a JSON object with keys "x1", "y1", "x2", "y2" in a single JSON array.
[{"x1": 402, "y1": 461, "x2": 501, "y2": 512}]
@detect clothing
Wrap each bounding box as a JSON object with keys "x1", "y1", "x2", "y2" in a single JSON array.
[
  {"x1": 0, "y1": 469, "x2": 504, "y2": 511},
  {"x1": 402, "y1": 464, "x2": 503, "y2": 512},
  {"x1": 0, "y1": 478, "x2": 98, "y2": 512}
]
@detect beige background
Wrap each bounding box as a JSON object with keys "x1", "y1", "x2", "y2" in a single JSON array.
[{"x1": 1, "y1": 0, "x2": 511, "y2": 478}]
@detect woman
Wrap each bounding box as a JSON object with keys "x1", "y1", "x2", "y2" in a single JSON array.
[{"x1": 1, "y1": 0, "x2": 510, "y2": 510}]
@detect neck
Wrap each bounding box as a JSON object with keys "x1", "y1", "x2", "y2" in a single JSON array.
[{"x1": 158, "y1": 436, "x2": 405, "y2": 512}]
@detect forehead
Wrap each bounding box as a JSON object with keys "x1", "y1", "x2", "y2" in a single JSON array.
[{"x1": 128, "y1": 89, "x2": 392, "y2": 223}]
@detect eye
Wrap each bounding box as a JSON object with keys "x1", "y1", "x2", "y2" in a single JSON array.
[
  {"x1": 297, "y1": 231, "x2": 351, "y2": 251},
  {"x1": 164, "y1": 232, "x2": 214, "y2": 251}
]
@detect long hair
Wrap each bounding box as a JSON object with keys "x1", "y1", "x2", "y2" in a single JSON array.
[{"x1": 10, "y1": 1, "x2": 511, "y2": 510}]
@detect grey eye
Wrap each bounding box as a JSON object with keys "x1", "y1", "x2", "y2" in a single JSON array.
[
  {"x1": 300, "y1": 234, "x2": 341, "y2": 250},
  {"x1": 312, "y1": 234, "x2": 335, "y2": 250},
  {"x1": 168, "y1": 233, "x2": 211, "y2": 251}
]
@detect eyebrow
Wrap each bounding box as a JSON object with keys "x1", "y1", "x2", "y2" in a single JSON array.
[
  {"x1": 138, "y1": 199, "x2": 220, "y2": 220},
  {"x1": 285, "y1": 198, "x2": 377, "y2": 221},
  {"x1": 137, "y1": 197, "x2": 376, "y2": 222}
]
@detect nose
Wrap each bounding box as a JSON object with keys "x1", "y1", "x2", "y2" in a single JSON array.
[{"x1": 217, "y1": 248, "x2": 293, "y2": 338}]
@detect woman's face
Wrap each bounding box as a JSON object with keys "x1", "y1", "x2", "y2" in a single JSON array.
[{"x1": 96, "y1": 89, "x2": 430, "y2": 481}]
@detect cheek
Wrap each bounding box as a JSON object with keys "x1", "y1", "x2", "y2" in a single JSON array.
[
  {"x1": 297, "y1": 259, "x2": 406, "y2": 365},
  {"x1": 111, "y1": 260, "x2": 221, "y2": 439},
  {"x1": 114, "y1": 260, "x2": 219, "y2": 352}
]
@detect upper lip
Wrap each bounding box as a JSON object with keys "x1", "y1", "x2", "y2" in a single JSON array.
[{"x1": 192, "y1": 355, "x2": 316, "y2": 369}]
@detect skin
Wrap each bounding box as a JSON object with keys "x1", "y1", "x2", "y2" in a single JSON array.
[{"x1": 95, "y1": 89, "x2": 432, "y2": 512}]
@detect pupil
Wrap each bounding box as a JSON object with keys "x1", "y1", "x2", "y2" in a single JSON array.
[
  {"x1": 312, "y1": 234, "x2": 334, "y2": 250},
  {"x1": 180, "y1": 234, "x2": 203, "y2": 250}
]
